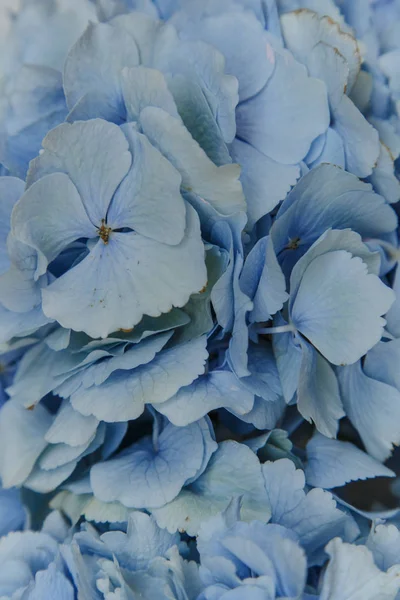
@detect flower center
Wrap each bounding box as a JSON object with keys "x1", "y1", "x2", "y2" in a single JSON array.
[
  {"x1": 286, "y1": 237, "x2": 300, "y2": 250},
  {"x1": 98, "y1": 219, "x2": 112, "y2": 244}
]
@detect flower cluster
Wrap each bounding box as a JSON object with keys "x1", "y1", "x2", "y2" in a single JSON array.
[{"x1": 1, "y1": 0, "x2": 400, "y2": 597}]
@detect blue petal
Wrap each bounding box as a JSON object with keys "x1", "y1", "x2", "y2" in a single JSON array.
[
  {"x1": 27, "y1": 119, "x2": 132, "y2": 227},
  {"x1": 44, "y1": 400, "x2": 99, "y2": 448},
  {"x1": 0, "y1": 402, "x2": 52, "y2": 487},
  {"x1": 366, "y1": 524, "x2": 400, "y2": 571},
  {"x1": 338, "y1": 358, "x2": 400, "y2": 461},
  {"x1": 156, "y1": 370, "x2": 254, "y2": 426},
  {"x1": 281, "y1": 10, "x2": 360, "y2": 100},
  {"x1": 90, "y1": 419, "x2": 217, "y2": 508},
  {"x1": 70, "y1": 336, "x2": 208, "y2": 422},
  {"x1": 235, "y1": 43, "x2": 329, "y2": 165},
  {"x1": 297, "y1": 339, "x2": 344, "y2": 438},
  {"x1": 27, "y1": 562, "x2": 75, "y2": 600},
  {"x1": 172, "y1": 10, "x2": 274, "y2": 102},
  {"x1": 99, "y1": 512, "x2": 179, "y2": 570},
  {"x1": 305, "y1": 432, "x2": 395, "y2": 489},
  {"x1": 271, "y1": 164, "x2": 397, "y2": 272},
  {"x1": 290, "y1": 231, "x2": 394, "y2": 366},
  {"x1": 108, "y1": 124, "x2": 185, "y2": 244},
  {"x1": 230, "y1": 138, "x2": 299, "y2": 225},
  {"x1": 0, "y1": 177, "x2": 24, "y2": 273},
  {"x1": 0, "y1": 487, "x2": 26, "y2": 537},
  {"x1": 332, "y1": 95, "x2": 380, "y2": 177},
  {"x1": 240, "y1": 236, "x2": 288, "y2": 324},
  {"x1": 140, "y1": 107, "x2": 245, "y2": 216},
  {"x1": 12, "y1": 173, "x2": 96, "y2": 278},
  {"x1": 64, "y1": 21, "x2": 139, "y2": 112},
  {"x1": 320, "y1": 538, "x2": 400, "y2": 600},
  {"x1": 42, "y1": 206, "x2": 206, "y2": 337},
  {"x1": 0, "y1": 66, "x2": 67, "y2": 178},
  {"x1": 152, "y1": 441, "x2": 270, "y2": 535},
  {"x1": 262, "y1": 459, "x2": 359, "y2": 565}
]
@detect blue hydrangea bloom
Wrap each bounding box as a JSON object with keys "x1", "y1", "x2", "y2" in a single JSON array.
[{"x1": 1, "y1": 0, "x2": 400, "y2": 595}]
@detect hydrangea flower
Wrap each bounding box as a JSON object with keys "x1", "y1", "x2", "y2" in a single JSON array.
[
  {"x1": 0, "y1": 0, "x2": 96, "y2": 177},
  {"x1": 1, "y1": 0, "x2": 400, "y2": 596}
]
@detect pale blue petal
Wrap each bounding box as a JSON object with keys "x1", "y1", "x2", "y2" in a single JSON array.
[
  {"x1": 167, "y1": 75, "x2": 232, "y2": 166},
  {"x1": 90, "y1": 419, "x2": 216, "y2": 508},
  {"x1": 363, "y1": 339, "x2": 400, "y2": 392},
  {"x1": 332, "y1": 95, "x2": 380, "y2": 178},
  {"x1": 238, "y1": 395, "x2": 286, "y2": 431},
  {"x1": 71, "y1": 336, "x2": 208, "y2": 422},
  {"x1": 385, "y1": 271, "x2": 400, "y2": 339},
  {"x1": 172, "y1": 11, "x2": 274, "y2": 102},
  {"x1": 0, "y1": 487, "x2": 26, "y2": 537},
  {"x1": 152, "y1": 441, "x2": 270, "y2": 536},
  {"x1": 122, "y1": 66, "x2": 180, "y2": 121},
  {"x1": 27, "y1": 119, "x2": 132, "y2": 226},
  {"x1": 272, "y1": 316, "x2": 302, "y2": 403},
  {"x1": 155, "y1": 370, "x2": 254, "y2": 426},
  {"x1": 0, "y1": 65, "x2": 67, "y2": 178},
  {"x1": 24, "y1": 462, "x2": 78, "y2": 494},
  {"x1": 96, "y1": 0, "x2": 158, "y2": 20},
  {"x1": 241, "y1": 341, "x2": 282, "y2": 403},
  {"x1": 42, "y1": 206, "x2": 206, "y2": 338},
  {"x1": 368, "y1": 143, "x2": 400, "y2": 204},
  {"x1": 140, "y1": 107, "x2": 245, "y2": 216},
  {"x1": 262, "y1": 459, "x2": 359, "y2": 565},
  {"x1": 272, "y1": 164, "x2": 397, "y2": 271},
  {"x1": 27, "y1": 562, "x2": 75, "y2": 600},
  {"x1": 64, "y1": 21, "x2": 139, "y2": 111},
  {"x1": 320, "y1": 538, "x2": 400, "y2": 600},
  {"x1": 0, "y1": 402, "x2": 52, "y2": 487},
  {"x1": 99, "y1": 512, "x2": 179, "y2": 570},
  {"x1": 281, "y1": 9, "x2": 360, "y2": 100},
  {"x1": 240, "y1": 236, "x2": 288, "y2": 324},
  {"x1": 12, "y1": 173, "x2": 96, "y2": 278},
  {"x1": 308, "y1": 127, "x2": 346, "y2": 169},
  {"x1": 44, "y1": 400, "x2": 99, "y2": 448},
  {"x1": 338, "y1": 359, "x2": 400, "y2": 461},
  {"x1": 297, "y1": 340, "x2": 344, "y2": 438},
  {"x1": 291, "y1": 242, "x2": 394, "y2": 366},
  {"x1": 367, "y1": 524, "x2": 400, "y2": 571},
  {"x1": 230, "y1": 138, "x2": 299, "y2": 226},
  {"x1": 107, "y1": 124, "x2": 185, "y2": 244},
  {"x1": 227, "y1": 255, "x2": 253, "y2": 378},
  {"x1": 0, "y1": 302, "x2": 51, "y2": 345},
  {"x1": 0, "y1": 176, "x2": 25, "y2": 273},
  {"x1": 153, "y1": 34, "x2": 239, "y2": 144},
  {"x1": 236, "y1": 44, "x2": 329, "y2": 165},
  {"x1": 305, "y1": 432, "x2": 395, "y2": 489}
]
